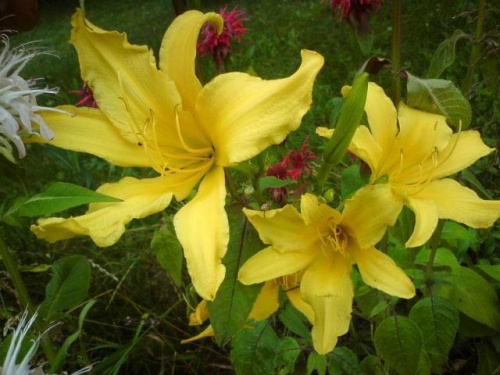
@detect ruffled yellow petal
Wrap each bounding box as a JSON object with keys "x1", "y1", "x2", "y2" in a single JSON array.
[
  {"x1": 71, "y1": 9, "x2": 180, "y2": 145},
  {"x1": 413, "y1": 178, "x2": 500, "y2": 232},
  {"x1": 238, "y1": 246, "x2": 318, "y2": 285},
  {"x1": 189, "y1": 300, "x2": 209, "y2": 326},
  {"x1": 196, "y1": 50, "x2": 324, "y2": 166},
  {"x1": 286, "y1": 288, "x2": 315, "y2": 324},
  {"x1": 349, "y1": 125, "x2": 382, "y2": 174},
  {"x1": 181, "y1": 325, "x2": 215, "y2": 344},
  {"x1": 159, "y1": 10, "x2": 222, "y2": 113},
  {"x1": 31, "y1": 106, "x2": 150, "y2": 167},
  {"x1": 351, "y1": 246, "x2": 415, "y2": 298},
  {"x1": 31, "y1": 176, "x2": 185, "y2": 247},
  {"x1": 248, "y1": 281, "x2": 280, "y2": 321},
  {"x1": 405, "y1": 197, "x2": 439, "y2": 247},
  {"x1": 301, "y1": 253, "x2": 353, "y2": 355},
  {"x1": 174, "y1": 167, "x2": 228, "y2": 301},
  {"x1": 300, "y1": 193, "x2": 341, "y2": 232},
  {"x1": 341, "y1": 184, "x2": 403, "y2": 249},
  {"x1": 243, "y1": 205, "x2": 319, "y2": 252}
]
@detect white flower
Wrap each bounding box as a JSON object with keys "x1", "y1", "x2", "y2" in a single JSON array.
[{"x1": 0, "y1": 34, "x2": 62, "y2": 162}]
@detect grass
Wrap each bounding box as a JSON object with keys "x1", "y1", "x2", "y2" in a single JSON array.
[{"x1": 1, "y1": 0, "x2": 499, "y2": 373}]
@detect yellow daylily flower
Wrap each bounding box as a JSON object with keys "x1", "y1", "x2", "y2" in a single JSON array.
[
  {"x1": 317, "y1": 83, "x2": 500, "y2": 247},
  {"x1": 29, "y1": 10, "x2": 324, "y2": 300},
  {"x1": 181, "y1": 274, "x2": 314, "y2": 344},
  {"x1": 238, "y1": 191, "x2": 415, "y2": 354}
]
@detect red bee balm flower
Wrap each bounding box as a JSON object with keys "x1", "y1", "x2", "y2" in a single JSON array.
[
  {"x1": 197, "y1": 5, "x2": 248, "y2": 72},
  {"x1": 328, "y1": 0, "x2": 382, "y2": 35}
]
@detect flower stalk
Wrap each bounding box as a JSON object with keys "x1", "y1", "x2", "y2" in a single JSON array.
[
  {"x1": 462, "y1": 0, "x2": 486, "y2": 95},
  {"x1": 391, "y1": 0, "x2": 402, "y2": 105}
]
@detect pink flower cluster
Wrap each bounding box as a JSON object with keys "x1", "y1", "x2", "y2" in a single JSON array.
[
  {"x1": 71, "y1": 82, "x2": 98, "y2": 108},
  {"x1": 197, "y1": 5, "x2": 248, "y2": 72},
  {"x1": 330, "y1": 0, "x2": 382, "y2": 18},
  {"x1": 266, "y1": 139, "x2": 316, "y2": 205}
]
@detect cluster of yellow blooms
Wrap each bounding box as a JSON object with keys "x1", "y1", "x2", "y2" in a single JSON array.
[{"x1": 29, "y1": 10, "x2": 500, "y2": 355}]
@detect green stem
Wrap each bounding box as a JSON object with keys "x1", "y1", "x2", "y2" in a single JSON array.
[
  {"x1": 315, "y1": 162, "x2": 333, "y2": 195},
  {"x1": 224, "y1": 168, "x2": 240, "y2": 203},
  {"x1": 462, "y1": 0, "x2": 486, "y2": 95},
  {"x1": 391, "y1": 0, "x2": 402, "y2": 105},
  {"x1": 425, "y1": 220, "x2": 445, "y2": 295},
  {"x1": 0, "y1": 230, "x2": 57, "y2": 364}
]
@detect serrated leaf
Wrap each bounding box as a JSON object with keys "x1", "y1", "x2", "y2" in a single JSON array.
[
  {"x1": 447, "y1": 266, "x2": 500, "y2": 331},
  {"x1": 231, "y1": 321, "x2": 279, "y2": 375},
  {"x1": 406, "y1": 73, "x2": 471, "y2": 130},
  {"x1": 40, "y1": 255, "x2": 91, "y2": 322},
  {"x1": 409, "y1": 297, "x2": 459, "y2": 373},
  {"x1": 151, "y1": 226, "x2": 183, "y2": 286},
  {"x1": 207, "y1": 205, "x2": 263, "y2": 346},
  {"x1": 16, "y1": 182, "x2": 122, "y2": 217},
  {"x1": 307, "y1": 352, "x2": 327, "y2": 375},
  {"x1": 329, "y1": 347, "x2": 364, "y2": 375},
  {"x1": 374, "y1": 316, "x2": 423, "y2": 375},
  {"x1": 278, "y1": 300, "x2": 311, "y2": 339},
  {"x1": 427, "y1": 30, "x2": 468, "y2": 78},
  {"x1": 276, "y1": 337, "x2": 301, "y2": 375},
  {"x1": 259, "y1": 176, "x2": 295, "y2": 190}
]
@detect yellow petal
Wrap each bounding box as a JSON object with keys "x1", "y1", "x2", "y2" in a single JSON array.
[
  {"x1": 189, "y1": 300, "x2": 209, "y2": 326},
  {"x1": 243, "y1": 205, "x2": 319, "y2": 252},
  {"x1": 31, "y1": 176, "x2": 184, "y2": 247},
  {"x1": 301, "y1": 253, "x2": 353, "y2": 355},
  {"x1": 174, "y1": 167, "x2": 228, "y2": 301},
  {"x1": 351, "y1": 246, "x2": 415, "y2": 298},
  {"x1": 249, "y1": 281, "x2": 280, "y2": 321},
  {"x1": 181, "y1": 325, "x2": 215, "y2": 344},
  {"x1": 159, "y1": 10, "x2": 222, "y2": 113},
  {"x1": 341, "y1": 184, "x2": 403, "y2": 249},
  {"x1": 413, "y1": 178, "x2": 500, "y2": 231},
  {"x1": 197, "y1": 50, "x2": 324, "y2": 166},
  {"x1": 364, "y1": 83, "x2": 398, "y2": 156},
  {"x1": 405, "y1": 197, "x2": 439, "y2": 247},
  {"x1": 286, "y1": 288, "x2": 315, "y2": 324},
  {"x1": 316, "y1": 127, "x2": 333, "y2": 138},
  {"x1": 71, "y1": 9, "x2": 180, "y2": 145},
  {"x1": 238, "y1": 246, "x2": 318, "y2": 285},
  {"x1": 30, "y1": 106, "x2": 150, "y2": 167},
  {"x1": 300, "y1": 193, "x2": 341, "y2": 231},
  {"x1": 349, "y1": 125, "x2": 382, "y2": 174}
]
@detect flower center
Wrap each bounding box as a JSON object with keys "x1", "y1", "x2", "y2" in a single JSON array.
[{"x1": 320, "y1": 218, "x2": 348, "y2": 257}]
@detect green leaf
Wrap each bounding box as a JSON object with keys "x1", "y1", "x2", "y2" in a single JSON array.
[
  {"x1": 231, "y1": 321, "x2": 280, "y2": 375},
  {"x1": 374, "y1": 316, "x2": 423, "y2": 375},
  {"x1": 409, "y1": 297, "x2": 459, "y2": 373},
  {"x1": 49, "y1": 299, "x2": 97, "y2": 374},
  {"x1": 307, "y1": 352, "x2": 327, "y2": 375},
  {"x1": 278, "y1": 300, "x2": 311, "y2": 339},
  {"x1": 40, "y1": 255, "x2": 91, "y2": 322},
  {"x1": 447, "y1": 266, "x2": 500, "y2": 331},
  {"x1": 15, "y1": 182, "x2": 122, "y2": 217},
  {"x1": 329, "y1": 347, "x2": 364, "y2": 375},
  {"x1": 276, "y1": 337, "x2": 301, "y2": 375},
  {"x1": 259, "y1": 176, "x2": 295, "y2": 190},
  {"x1": 150, "y1": 226, "x2": 183, "y2": 286},
  {"x1": 323, "y1": 73, "x2": 368, "y2": 167},
  {"x1": 477, "y1": 341, "x2": 500, "y2": 375},
  {"x1": 207, "y1": 205, "x2": 264, "y2": 346},
  {"x1": 406, "y1": 73, "x2": 472, "y2": 130},
  {"x1": 427, "y1": 30, "x2": 468, "y2": 78},
  {"x1": 475, "y1": 264, "x2": 500, "y2": 282},
  {"x1": 360, "y1": 355, "x2": 384, "y2": 375},
  {"x1": 460, "y1": 169, "x2": 493, "y2": 200},
  {"x1": 341, "y1": 164, "x2": 366, "y2": 201}
]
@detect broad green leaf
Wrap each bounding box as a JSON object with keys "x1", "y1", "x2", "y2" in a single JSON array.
[
  {"x1": 231, "y1": 321, "x2": 279, "y2": 375},
  {"x1": 278, "y1": 300, "x2": 311, "y2": 339},
  {"x1": 414, "y1": 247, "x2": 460, "y2": 275},
  {"x1": 40, "y1": 255, "x2": 91, "y2": 322},
  {"x1": 16, "y1": 182, "x2": 122, "y2": 217},
  {"x1": 49, "y1": 299, "x2": 97, "y2": 375},
  {"x1": 409, "y1": 297, "x2": 459, "y2": 373},
  {"x1": 307, "y1": 352, "x2": 327, "y2": 375},
  {"x1": 440, "y1": 222, "x2": 479, "y2": 257},
  {"x1": 150, "y1": 226, "x2": 183, "y2": 286},
  {"x1": 406, "y1": 73, "x2": 471, "y2": 130},
  {"x1": 369, "y1": 300, "x2": 388, "y2": 318},
  {"x1": 477, "y1": 341, "x2": 500, "y2": 375},
  {"x1": 323, "y1": 73, "x2": 368, "y2": 167},
  {"x1": 458, "y1": 313, "x2": 496, "y2": 338},
  {"x1": 416, "y1": 351, "x2": 432, "y2": 375},
  {"x1": 447, "y1": 266, "x2": 500, "y2": 331},
  {"x1": 329, "y1": 347, "x2": 364, "y2": 375},
  {"x1": 259, "y1": 176, "x2": 295, "y2": 190},
  {"x1": 207, "y1": 205, "x2": 263, "y2": 346},
  {"x1": 427, "y1": 30, "x2": 467, "y2": 78},
  {"x1": 276, "y1": 337, "x2": 301, "y2": 375},
  {"x1": 374, "y1": 316, "x2": 423, "y2": 375},
  {"x1": 475, "y1": 264, "x2": 500, "y2": 282},
  {"x1": 360, "y1": 355, "x2": 384, "y2": 375}
]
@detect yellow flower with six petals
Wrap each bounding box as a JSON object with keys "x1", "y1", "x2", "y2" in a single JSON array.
[
  {"x1": 318, "y1": 83, "x2": 500, "y2": 247},
  {"x1": 238, "y1": 191, "x2": 415, "y2": 354},
  {"x1": 30, "y1": 10, "x2": 324, "y2": 300}
]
